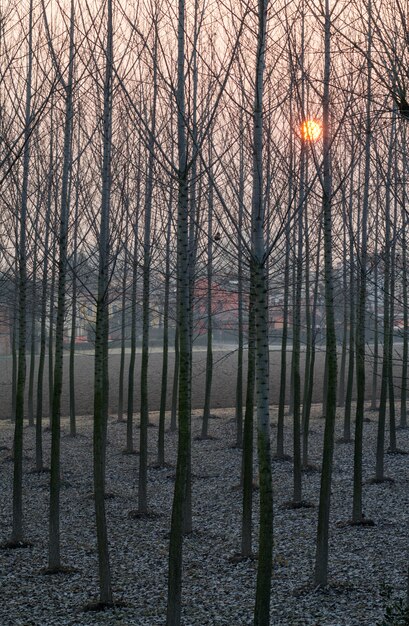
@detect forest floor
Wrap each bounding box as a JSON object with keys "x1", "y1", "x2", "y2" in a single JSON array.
[{"x1": 0, "y1": 405, "x2": 408, "y2": 626}]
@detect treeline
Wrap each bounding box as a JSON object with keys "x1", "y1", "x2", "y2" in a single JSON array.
[{"x1": 0, "y1": 0, "x2": 408, "y2": 624}]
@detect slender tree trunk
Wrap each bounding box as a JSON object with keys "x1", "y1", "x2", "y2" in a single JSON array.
[
  {"x1": 338, "y1": 196, "x2": 348, "y2": 407},
  {"x1": 292, "y1": 142, "x2": 305, "y2": 504},
  {"x1": 322, "y1": 350, "x2": 328, "y2": 418},
  {"x1": 314, "y1": 0, "x2": 337, "y2": 585},
  {"x1": 241, "y1": 297, "x2": 255, "y2": 557},
  {"x1": 166, "y1": 1, "x2": 191, "y2": 621},
  {"x1": 288, "y1": 237, "x2": 296, "y2": 418},
  {"x1": 28, "y1": 238, "x2": 38, "y2": 427},
  {"x1": 126, "y1": 222, "x2": 139, "y2": 454},
  {"x1": 10, "y1": 0, "x2": 33, "y2": 545},
  {"x1": 201, "y1": 146, "x2": 214, "y2": 439},
  {"x1": 401, "y1": 201, "x2": 408, "y2": 428},
  {"x1": 277, "y1": 218, "x2": 290, "y2": 458},
  {"x1": 371, "y1": 212, "x2": 379, "y2": 411},
  {"x1": 158, "y1": 188, "x2": 173, "y2": 466},
  {"x1": 117, "y1": 214, "x2": 128, "y2": 424},
  {"x1": 11, "y1": 286, "x2": 17, "y2": 423},
  {"x1": 170, "y1": 325, "x2": 179, "y2": 432},
  {"x1": 375, "y1": 117, "x2": 395, "y2": 482},
  {"x1": 139, "y1": 26, "x2": 158, "y2": 515},
  {"x1": 36, "y1": 124, "x2": 54, "y2": 472},
  {"x1": 48, "y1": 223, "x2": 57, "y2": 424},
  {"x1": 343, "y1": 216, "x2": 355, "y2": 443},
  {"x1": 235, "y1": 251, "x2": 244, "y2": 447},
  {"x1": 235, "y1": 108, "x2": 245, "y2": 448},
  {"x1": 252, "y1": 4, "x2": 273, "y2": 624},
  {"x1": 69, "y1": 149, "x2": 80, "y2": 438},
  {"x1": 343, "y1": 162, "x2": 356, "y2": 443},
  {"x1": 352, "y1": 1, "x2": 372, "y2": 523},
  {"x1": 388, "y1": 164, "x2": 398, "y2": 453},
  {"x1": 93, "y1": 0, "x2": 114, "y2": 604},
  {"x1": 183, "y1": 3, "x2": 202, "y2": 536},
  {"x1": 302, "y1": 225, "x2": 322, "y2": 468},
  {"x1": 48, "y1": 0, "x2": 75, "y2": 570},
  {"x1": 302, "y1": 206, "x2": 312, "y2": 434}
]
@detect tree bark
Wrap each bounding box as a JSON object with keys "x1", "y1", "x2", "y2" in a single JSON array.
[
  {"x1": 11, "y1": 0, "x2": 33, "y2": 544},
  {"x1": 401, "y1": 199, "x2": 408, "y2": 428},
  {"x1": 158, "y1": 186, "x2": 173, "y2": 466},
  {"x1": 48, "y1": 0, "x2": 75, "y2": 570},
  {"x1": 93, "y1": 0, "x2": 113, "y2": 604},
  {"x1": 139, "y1": 24, "x2": 158, "y2": 515},
  {"x1": 166, "y1": 1, "x2": 191, "y2": 621},
  {"x1": 352, "y1": 0, "x2": 372, "y2": 523},
  {"x1": 241, "y1": 295, "x2": 255, "y2": 557},
  {"x1": 314, "y1": 0, "x2": 337, "y2": 585},
  {"x1": 375, "y1": 116, "x2": 395, "y2": 482},
  {"x1": 252, "y1": 3, "x2": 273, "y2": 624},
  {"x1": 35, "y1": 117, "x2": 54, "y2": 472}
]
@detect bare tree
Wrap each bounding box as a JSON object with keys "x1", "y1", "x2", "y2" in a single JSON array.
[
  {"x1": 92, "y1": 0, "x2": 114, "y2": 605},
  {"x1": 8, "y1": 0, "x2": 34, "y2": 548},
  {"x1": 314, "y1": 0, "x2": 338, "y2": 587},
  {"x1": 251, "y1": 2, "x2": 273, "y2": 623},
  {"x1": 44, "y1": 0, "x2": 76, "y2": 572}
]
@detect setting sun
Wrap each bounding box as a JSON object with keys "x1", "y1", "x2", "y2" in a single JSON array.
[{"x1": 301, "y1": 118, "x2": 322, "y2": 142}]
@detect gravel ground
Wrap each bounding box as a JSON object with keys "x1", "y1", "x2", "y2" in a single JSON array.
[{"x1": 0, "y1": 405, "x2": 408, "y2": 625}]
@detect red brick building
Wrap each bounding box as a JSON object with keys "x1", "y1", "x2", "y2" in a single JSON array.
[{"x1": 194, "y1": 279, "x2": 240, "y2": 334}]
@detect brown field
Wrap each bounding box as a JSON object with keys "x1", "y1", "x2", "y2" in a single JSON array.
[{"x1": 0, "y1": 345, "x2": 401, "y2": 420}]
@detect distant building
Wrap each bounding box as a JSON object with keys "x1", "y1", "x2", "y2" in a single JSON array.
[{"x1": 194, "y1": 278, "x2": 240, "y2": 334}]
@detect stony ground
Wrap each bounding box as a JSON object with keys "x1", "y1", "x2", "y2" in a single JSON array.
[{"x1": 0, "y1": 405, "x2": 408, "y2": 626}]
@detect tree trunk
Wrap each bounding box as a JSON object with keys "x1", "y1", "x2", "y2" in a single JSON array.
[
  {"x1": 302, "y1": 215, "x2": 321, "y2": 469},
  {"x1": 117, "y1": 214, "x2": 128, "y2": 424},
  {"x1": 201, "y1": 147, "x2": 214, "y2": 439},
  {"x1": 235, "y1": 107, "x2": 245, "y2": 448},
  {"x1": 241, "y1": 296, "x2": 255, "y2": 557},
  {"x1": 252, "y1": 4, "x2": 273, "y2": 624},
  {"x1": 11, "y1": 287, "x2": 17, "y2": 423},
  {"x1": 343, "y1": 215, "x2": 355, "y2": 443},
  {"x1": 371, "y1": 210, "x2": 379, "y2": 411},
  {"x1": 139, "y1": 26, "x2": 158, "y2": 515},
  {"x1": 93, "y1": 0, "x2": 114, "y2": 604},
  {"x1": 314, "y1": 0, "x2": 337, "y2": 585},
  {"x1": 35, "y1": 121, "x2": 54, "y2": 472},
  {"x1": 292, "y1": 141, "x2": 305, "y2": 504},
  {"x1": 48, "y1": 221, "x2": 57, "y2": 424},
  {"x1": 401, "y1": 201, "x2": 408, "y2": 428},
  {"x1": 277, "y1": 218, "x2": 290, "y2": 458},
  {"x1": 170, "y1": 326, "x2": 179, "y2": 433},
  {"x1": 11, "y1": 0, "x2": 33, "y2": 544},
  {"x1": 126, "y1": 222, "x2": 138, "y2": 454},
  {"x1": 375, "y1": 116, "x2": 395, "y2": 482},
  {"x1": 352, "y1": 1, "x2": 372, "y2": 523},
  {"x1": 338, "y1": 195, "x2": 348, "y2": 407},
  {"x1": 48, "y1": 0, "x2": 75, "y2": 570},
  {"x1": 166, "y1": 1, "x2": 191, "y2": 621},
  {"x1": 27, "y1": 238, "x2": 38, "y2": 427},
  {"x1": 343, "y1": 162, "x2": 356, "y2": 444},
  {"x1": 158, "y1": 188, "x2": 173, "y2": 466},
  {"x1": 69, "y1": 146, "x2": 80, "y2": 438},
  {"x1": 388, "y1": 193, "x2": 397, "y2": 453}
]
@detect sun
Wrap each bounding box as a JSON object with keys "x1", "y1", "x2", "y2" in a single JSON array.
[{"x1": 301, "y1": 119, "x2": 322, "y2": 142}]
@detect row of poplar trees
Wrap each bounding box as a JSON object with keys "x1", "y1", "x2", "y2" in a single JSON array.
[{"x1": 1, "y1": 0, "x2": 409, "y2": 624}]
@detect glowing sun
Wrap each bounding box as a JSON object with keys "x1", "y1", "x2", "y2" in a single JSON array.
[{"x1": 301, "y1": 119, "x2": 322, "y2": 142}]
